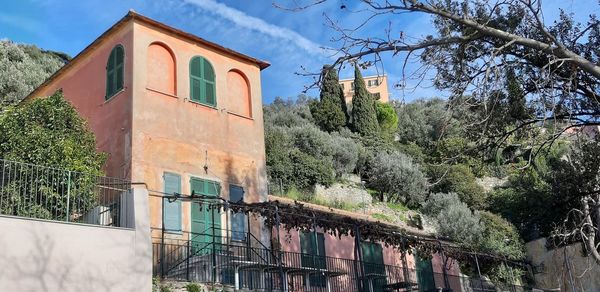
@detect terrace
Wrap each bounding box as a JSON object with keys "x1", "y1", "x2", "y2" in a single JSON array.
[
  {"x1": 0, "y1": 158, "x2": 132, "y2": 227},
  {"x1": 152, "y1": 194, "x2": 533, "y2": 292}
]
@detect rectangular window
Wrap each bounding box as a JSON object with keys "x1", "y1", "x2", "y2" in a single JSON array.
[
  {"x1": 230, "y1": 185, "x2": 246, "y2": 241},
  {"x1": 341, "y1": 83, "x2": 345, "y2": 90},
  {"x1": 351, "y1": 82, "x2": 355, "y2": 91},
  {"x1": 300, "y1": 231, "x2": 326, "y2": 287},
  {"x1": 373, "y1": 79, "x2": 379, "y2": 86},
  {"x1": 163, "y1": 172, "x2": 182, "y2": 232},
  {"x1": 368, "y1": 80, "x2": 372, "y2": 87},
  {"x1": 373, "y1": 92, "x2": 381, "y2": 100}
]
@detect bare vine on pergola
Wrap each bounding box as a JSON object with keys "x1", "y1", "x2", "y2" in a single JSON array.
[
  {"x1": 175, "y1": 192, "x2": 528, "y2": 267},
  {"x1": 276, "y1": 0, "x2": 600, "y2": 264}
]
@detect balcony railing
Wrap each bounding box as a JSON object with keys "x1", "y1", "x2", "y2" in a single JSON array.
[
  {"x1": 0, "y1": 159, "x2": 131, "y2": 227},
  {"x1": 153, "y1": 229, "x2": 533, "y2": 292}
]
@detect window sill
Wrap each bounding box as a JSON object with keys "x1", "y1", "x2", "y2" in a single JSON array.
[
  {"x1": 164, "y1": 230, "x2": 183, "y2": 235},
  {"x1": 147, "y1": 87, "x2": 178, "y2": 98},
  {"x1": 188, "y1": 99, "x2": 218, "y2": 110},
  {"x1": 104, "y1": 88, "x2": 126, "y2": 104},
  {"x1": 227, "y1": 111, "x2": 253, "y2": 120}
]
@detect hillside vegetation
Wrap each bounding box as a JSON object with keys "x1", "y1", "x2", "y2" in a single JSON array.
[
  {"x1": 0, "y1": 40, "x2": 68, "y2": 107},
  {"x1": 263, "y1": 66, "x2": 590, "y2": 283}
]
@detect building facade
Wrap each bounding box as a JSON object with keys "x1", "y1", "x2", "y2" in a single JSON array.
[
  {"x1": 24, "y1": 12, "x2": 473, "y2": 291},
  {"x1": 26, "y1": 11, "x2": 271, "y2": 246},
  {"x1": 339, "y1": 75, "x2": 390, "y2": 103}
]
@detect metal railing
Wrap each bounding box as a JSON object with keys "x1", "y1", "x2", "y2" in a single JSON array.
[
  {"x1": 0, "y1": 159, "x2": 131, "y2": 227},
  {"x1": 153, "y1": 230, "x2": 535, "y2": 291}
]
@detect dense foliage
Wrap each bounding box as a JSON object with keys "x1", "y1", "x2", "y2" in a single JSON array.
[
  {"x1": 0, "y1": 40, "x2": 67, "y2": 107},
  {"x1": 366, "y1": 151, "x2": 428, "y2": 207},
  {"x1": 350, "y1": 66, "x2": 379, "y2": 136},
  {"x1": 0, "y1": 90, "x2": 105, "y2": 172},
  {"x1": 0, "y1": 90, "x2": 105, "y2": 219},
  {"x1": 310, "y1": 66, "x2": 348, "y2": 132}
]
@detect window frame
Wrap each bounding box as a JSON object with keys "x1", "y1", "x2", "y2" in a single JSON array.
[
  {"x1": 105, "y1": 44, "x2": 125, "y2": 100},
  {"x1": 229, "y1": 184, "x2": 247, "y2": 242},
  {"x1": 189, "y1": 56, "x2": 217, "y2": 107}
]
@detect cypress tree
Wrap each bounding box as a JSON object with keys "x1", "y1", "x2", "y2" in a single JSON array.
[
  {"x1": 351, "y1": 65, "x2": 379, "y2": 136},
  {"x1": 310, "y1": 66, "x2": 348, "y2": 132}
]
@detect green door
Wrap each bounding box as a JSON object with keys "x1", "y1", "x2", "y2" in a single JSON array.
[
  {"x1": 300, "y1": 231, "x2": 327, "y2": 287},
  {"x1": 190, "y1": 177, "x2": 221, "y2": 254},
  {"x1": 416, "y1": 255, "x2": 435, "y2": 291},
  {"x1": 361, "y1": 242, "x2": 386, "y2": 292}
]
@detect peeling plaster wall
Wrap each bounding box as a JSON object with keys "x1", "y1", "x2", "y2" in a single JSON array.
[{"x1": 526, "y1": 237, "x2": 600, "y2": 291}]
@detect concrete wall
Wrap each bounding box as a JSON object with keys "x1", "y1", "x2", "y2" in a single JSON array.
[
  {"x1": 0, "y1": 187, "x2": 152, "y2": 292},
  {"x1": 527, "y1": 237, "x2": 600, "y2": 291}
]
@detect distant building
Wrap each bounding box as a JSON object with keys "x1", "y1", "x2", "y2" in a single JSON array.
[{"x1": 339, "y1": 74, "x2": 390, "y2": 103}]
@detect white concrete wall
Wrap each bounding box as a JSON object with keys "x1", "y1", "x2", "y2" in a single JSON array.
[
  {"x1": 0, "y1": 187, "x2": 152, "y2": 292},
  {"x1": 526, "y1": 237, "x2": 600, "y2": 291}
]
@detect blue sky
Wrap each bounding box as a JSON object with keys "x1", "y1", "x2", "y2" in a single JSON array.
[{"x1": 0, "y1": 0, "x2": 595, "y2": 103}]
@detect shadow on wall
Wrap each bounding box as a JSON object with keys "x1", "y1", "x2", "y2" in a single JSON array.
[{"x1": 0, "y1": 190, "x2": 152, "y2": 292}]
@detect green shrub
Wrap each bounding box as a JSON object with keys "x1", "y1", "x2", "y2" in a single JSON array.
[
  {"x1": 477, "y1": 211, "x2": 525, "y2": 260},
  {"x1": 0, "y1": 40, "x2": 66, "y2": 106},
  {"x1": 289, "y1": 149, "x2": 334, "y2": 189},
  {"x1": 436, "y1": 200, "x2": 482, "y2": 246},
  {"x1": 428, "y1": 164, "x2": 486, "y2": 209},
  {"x1": 366, "y1": 151, "x2": 428, "y2": 207},
  {"x1": 420, "y1": 192, "x2": 461, "y2": 216},
  {"x1": 375, "y1": 101, "x2": 398, "y2": 139},
  {"x1": 186, "y1": 283, "x2": 202, "y2": 292}
]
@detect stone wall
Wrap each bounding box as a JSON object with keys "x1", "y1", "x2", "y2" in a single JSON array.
[{"x1": 526, "y1": 237, "x2": 600, "y2": 291}]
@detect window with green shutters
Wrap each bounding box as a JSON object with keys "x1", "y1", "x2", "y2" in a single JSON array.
[
  {"x1": 300, "y1": 231, "x2": 327, "y2": 287},
  {"x1": 106, "y1": 45, "x2": 124, "y2": 100},
  {"x1": 190, "y1": 177, "x2": 222, "y2": 253},
  {"x1": 416, "y1": 254, "x2": 435, "y2": 291},
  {"x1": 163, "y1": 172, "x2": 181, "y2": 232},
  {"x1": 189, "y1": 56, "x2": 216, "y2": 106},
  {"x1": 360, "y1": 241, "x2": 386, "y2": 292}
]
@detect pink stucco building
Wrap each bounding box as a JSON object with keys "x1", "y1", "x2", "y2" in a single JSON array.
[{"x1": 26, "y1": 11, "x2": 464, "y2": 291}]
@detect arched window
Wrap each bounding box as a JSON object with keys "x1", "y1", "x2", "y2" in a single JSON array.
[
  {"x1": 106, "y1": 45, "x2": 124, "y2": 100},
  {"x1": 189, "y1": 56, "x2": 216, "y2": 106}
]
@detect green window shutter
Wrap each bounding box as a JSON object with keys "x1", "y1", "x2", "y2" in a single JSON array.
[
  {"x1": 106, "y1": 45, "x2": 124, "y2": 100},
  {"x1": 190, "y1": 57, "x2": 202, "y2": 102},
  {"x1": 189, "y1": 56, "x2": 216, "y2": 106},
  {"x1": 163, "y1": 172, "x2": 181, "y2": 232},
  {"x1": 106, "y1": 50, "x2": 115, "y2": 99},
  {"x1": 115, "y1": 46, "x2": 124, "y2": 92}
]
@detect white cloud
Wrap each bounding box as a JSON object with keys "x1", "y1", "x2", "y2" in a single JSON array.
[{"x1": 182, "y1": 0, "x2": 327, "y2": 56}]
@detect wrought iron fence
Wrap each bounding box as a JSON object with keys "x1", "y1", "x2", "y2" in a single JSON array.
[
  {"x1": 152, "y1": 230, "x2": 533, "y2": 292},
  {"x1": 0, "y1": 159, "x2": 131, "y2": 227}
]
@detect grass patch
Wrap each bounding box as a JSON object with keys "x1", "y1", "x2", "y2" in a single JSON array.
[
  {"x1": 387, "y1": 202, "x2": 410, "y2": 212},
  {"x1": 372, "y1": 213, "x2": 393, "y2": 222}
]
